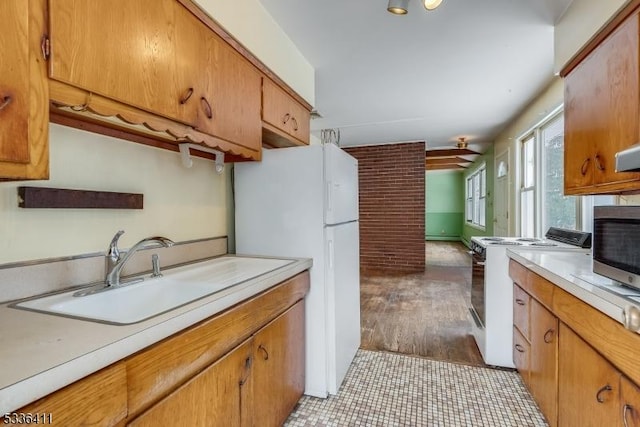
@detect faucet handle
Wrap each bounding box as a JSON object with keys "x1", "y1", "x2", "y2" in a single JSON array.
[{"x1": 107, "y1": 230, "x2": 125, "y2": 258}]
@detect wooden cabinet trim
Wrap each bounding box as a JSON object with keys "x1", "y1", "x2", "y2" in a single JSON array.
[
  {"x1": 561, "y1": 1, "x2": 640, "y2": 77},
  {"x1": 20, "y1": 363, "x2": 128, "y2": 426},
  {"x1": 49, "y1": 80, "x2": 260, "y2": 160},
  {"x1": 126, "y1": 270, "x2": 309, "y2": 417}
]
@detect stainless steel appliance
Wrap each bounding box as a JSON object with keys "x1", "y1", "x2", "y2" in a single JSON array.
[
  {"x1": 468, "y1": 228, "x2": 591, "y2": 367},
  {"x1": 593, "y1": 206, "x2": 640, "y2": 290}
]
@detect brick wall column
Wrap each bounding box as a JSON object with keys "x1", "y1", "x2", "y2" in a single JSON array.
[{"x1": 344, "y1": 142, "x2": 425, "y2": 272}]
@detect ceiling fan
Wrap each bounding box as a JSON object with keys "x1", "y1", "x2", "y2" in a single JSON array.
[{"x1": 425, "y1": 137, "x2": 481, "y2": 170}]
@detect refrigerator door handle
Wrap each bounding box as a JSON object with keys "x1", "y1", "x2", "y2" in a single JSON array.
[
  {"x1": 326, "y1": 181, "x2": 332, "y2": 213},
  {"x1": 328, "y1": 239, "x2": 334, "y2": 270}
]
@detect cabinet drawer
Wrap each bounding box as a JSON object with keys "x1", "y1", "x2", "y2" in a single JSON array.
[
  {"x1": 20, "y1": 363, "x2": 127, "y2": 427},
  {"x1": 513, "y1": 326, "x2": 531, "y2": 389},
  {"x1": 513, "y1": 284, "x2": 531, "y2": 340},
  {"x1": 509, "y1": 260, "x2": 528, "y2": 290}
]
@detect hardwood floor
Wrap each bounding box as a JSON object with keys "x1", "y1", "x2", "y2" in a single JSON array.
[{"x1": 360, "y1": 241, "x2": 485, "y2": 366}]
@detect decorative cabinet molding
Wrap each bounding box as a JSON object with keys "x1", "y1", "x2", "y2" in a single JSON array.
[
  {"x1": 563, "y1": 8, "x2": 640, "y2": 195},
  {"x1": 0, "y1": 0, "x2": 49, "y2": 180}
]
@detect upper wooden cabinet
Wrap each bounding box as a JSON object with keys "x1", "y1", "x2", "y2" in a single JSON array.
[
  {"x1": 262, "y1": 78, "x2": 311, "y2": 146},
  {"x1": 49, "y1": 0, "x2": 193, "y2": 126},
  {"x1": 197, "y1": 32, "x2": 262, "y2": 155},
  {"x1": 563, "y1": 10, "x2": 640, "y2": 195},
  {"x1": 48, "y1": 0, "x2": 262, "y2": 156},
  {"x1": 0, "y1": 0, "x2": 48, "y2": 180}
]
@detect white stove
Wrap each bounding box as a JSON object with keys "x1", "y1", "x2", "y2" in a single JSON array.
[{"x1": 468, "y1": 228, "x2": 592, "y2": 367}]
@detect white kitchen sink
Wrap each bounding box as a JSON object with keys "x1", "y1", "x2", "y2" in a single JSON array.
[{"x1": 12, "y1": 256, "x2": 293, "y2": 324}]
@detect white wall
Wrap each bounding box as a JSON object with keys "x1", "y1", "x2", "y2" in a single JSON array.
[
  {"x1": 0, "y1": 5, "x2": 315, "y2": 264},
  {"x1": 0, "y1": 125, "x2": 227, "y2": 263},
  {"x1": 194, "y1": 0, "x2": 315, "y2": 105},
  {"x1": 493, "y1": 78, "x2": 564, "y2": 235},
  {"x1": 554, "y1": 0, "x2": 629, "y2": 72}
]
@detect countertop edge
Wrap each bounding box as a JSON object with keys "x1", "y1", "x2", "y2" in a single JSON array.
[
  {"x1": 0, "y1": 257, "x2": 312, "y2": 413},
  {"x1": 506, "y1": 250, "x2": 625, "y2": 324}
]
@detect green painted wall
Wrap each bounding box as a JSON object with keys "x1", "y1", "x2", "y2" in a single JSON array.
[
  {"x1": 461, "y1": 145, "x2": 495, "y2": 247},
  {"x1": 425, "y1": 170, "x2": 464, "y2": 240}
]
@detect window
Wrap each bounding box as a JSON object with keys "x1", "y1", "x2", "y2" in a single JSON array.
[
  {"x1": 466, "y1": 165, "x2": 486, "y2": 228},
  {"x1": 517, "y1": 108, "x2": 580, "y2": 237}
]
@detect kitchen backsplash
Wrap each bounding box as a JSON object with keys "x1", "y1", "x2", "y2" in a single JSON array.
[{"x1": 0, "y1": 236, "x2": 227, "y2": 303}]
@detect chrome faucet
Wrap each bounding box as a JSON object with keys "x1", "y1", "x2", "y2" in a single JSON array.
[{"x1": 105, "y1": 231, "x2": 174, "y2": 287}]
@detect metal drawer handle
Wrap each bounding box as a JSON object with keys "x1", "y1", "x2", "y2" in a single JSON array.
[
  {"x1": 595, "y1": 154, "x2": 605, "y2": 171},
  {"x1": 291, "y1": 116, "x2": 299, "y2": 131},
  {"x1": 201, "y1": 97, "x2": 213, "y2": 119},
  {"x1": 543, "y1": 328, "x2": 555, "y2": 343},
  {"x1": 179, "y1": 87, "x2": 194, "y2": 104},
  {"x1": 282, "y1": 113, "x2": 291, "y2": 125},
  {"x1": 596, "y1": 384, "x2": 612, "y2": 403},
  {"x1": 515, "y1": 344, "x2": 525, "y2": 353},
  {"x1": 624, "y1": 404, "x2": 633, "y2": 427},
  {"x1": 0, "y1": 95, "x2": 12, "y2": 111},
  {"x1": 258, "y1": 344, "x2": 269, "y2": 360},
  {"x1": 515, "y1": 298, "x2": 526, "y2": 306},
  {"x1": 580, "y1": 158, "x2": 591, "y2": 176}
]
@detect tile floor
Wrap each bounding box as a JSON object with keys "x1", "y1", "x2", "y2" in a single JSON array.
[{"x1": 285, "y1": 350, "x2": 547, "y2": 427}]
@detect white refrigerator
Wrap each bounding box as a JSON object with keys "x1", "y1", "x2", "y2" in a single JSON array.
[{"x1": 234, "y1": 143, "x2": 360, "y2": 398}]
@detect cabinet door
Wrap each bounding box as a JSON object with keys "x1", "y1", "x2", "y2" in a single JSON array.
[
  {"x1": 622, "y1": 377, "x2": 640, "y2": 427},
  {"x1": 530, "y1": 299, "x2": 558, "y2": 427},
  {"x1": 128, "y1": 339, "x2": 253, "y2": 427},
  {"x1": 251, "y1": 301, "x2": 305, "y2": 427},
  {"x1": 0, "y1": 0, "x2": 48, "y2": 180},
  {"x1": 564, "y1": 12, "x2": 640, "y2": 194},
  {"x1": 262, "y1": 78, "x2": 310, "y2": 144},
  {"x1": 558, "y1": 323, "x2": 622, "y2": 427},
  {"x1": 48, "y1": 0, "x2": 194, "y2": 126},
  {"x1": 196, "y1": 35, "x2": 262, "y2": 153}
]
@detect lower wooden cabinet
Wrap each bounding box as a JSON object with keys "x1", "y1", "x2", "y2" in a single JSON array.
[
  {"x1": 512, "y1": 283, "x2": 557, "y2": 427},
  {"x1": 20, "y1": 364, "x2": 128, "y2": 426},
  {"x1": 129, "y1": 339, "x2": 253, "y2": 427},
  {"x1": 622, "y1": 377, "x2": 640, "y2": 427},
  {"x1": 252, "y1": 302, "x2": 305, "y2": 427},
  {"x1": 529, "y1": 299, "x2": 558, "y2": 427},
  {"x1": 558, "y1": 322, "x2": 622, "y2": 427},
  {"x1": 15, "y1": 271, "x2": 310, "y2": 427}
]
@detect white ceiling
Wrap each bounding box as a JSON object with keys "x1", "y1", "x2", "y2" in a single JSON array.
[{"x1": 259, "y1": 0, "x2": 573, "y2": 151}]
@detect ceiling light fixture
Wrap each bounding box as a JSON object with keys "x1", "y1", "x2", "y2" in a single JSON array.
[
  {"x1": 387, "y1": 0, "x2": 443, "y2": 15},
  {"x1": 387, "y1": 0, "x2": 409, "y2": 15},
  {"x1": 422, "y1": 0, "x2": 443, "y2": 11}
]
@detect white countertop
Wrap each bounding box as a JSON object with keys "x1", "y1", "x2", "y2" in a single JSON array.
[
  {"x1": 0, "y1": 255, "x2": 312, "y2": 413},
  {"x1": 507, "y1": 249, "x2": 640, "y2": 325}
]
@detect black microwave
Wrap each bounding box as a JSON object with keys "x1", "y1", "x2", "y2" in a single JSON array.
[{"x1": 593, "y1": 206, "x2": 640, "y2": 290}]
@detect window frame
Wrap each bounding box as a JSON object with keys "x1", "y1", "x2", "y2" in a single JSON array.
[
  {"x1": 465, "y1": 163, "x2": 487, "y2": 230},
  {"x1": 516, "y1": 105, "x2": 582, "y2": 237}
]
